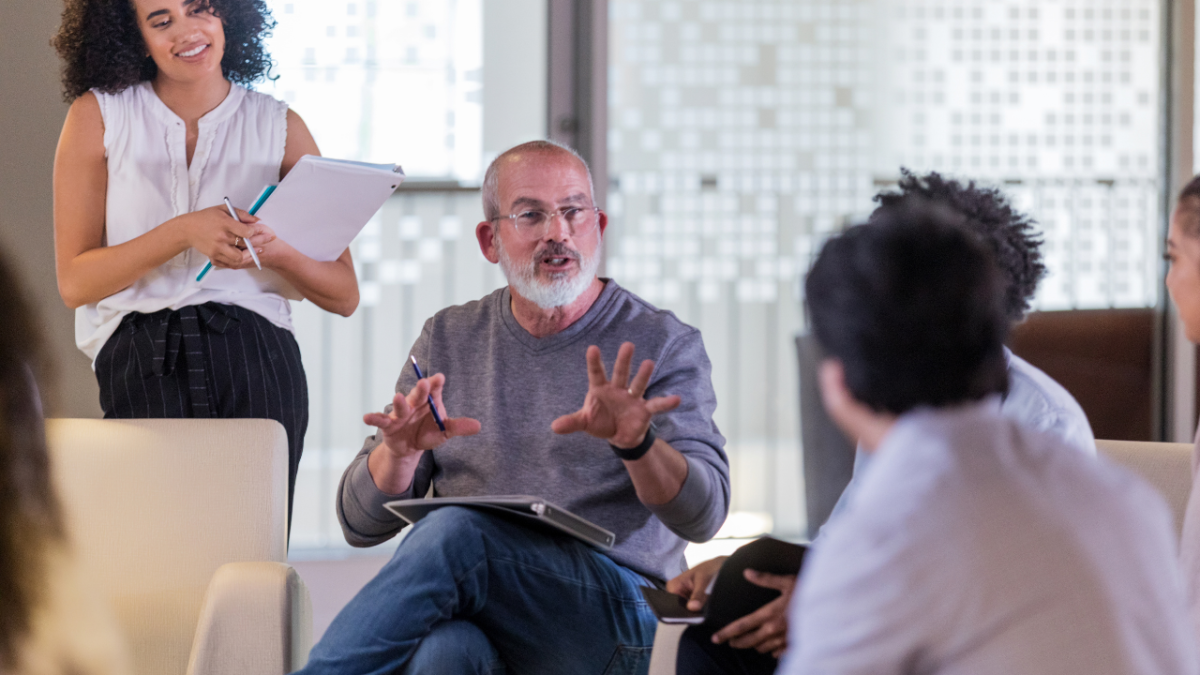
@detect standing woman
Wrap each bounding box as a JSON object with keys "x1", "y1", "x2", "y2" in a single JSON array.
[{"x1": 51, "y1": 0, "x2": 358, "y2": 527}]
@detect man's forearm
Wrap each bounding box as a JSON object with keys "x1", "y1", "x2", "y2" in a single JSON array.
[
  {"x1": 367, "y1": 442, "x2": 426, "y2": 495},
  {"x1": 623, "y1": 439, "x2": 689, "y2": 505}
]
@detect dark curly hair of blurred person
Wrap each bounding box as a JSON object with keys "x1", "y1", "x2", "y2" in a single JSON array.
[
  {"x1": 806, "y1": 203, "x2": 1010, "y2": 414},
  {"x1": 52, "y1": 0, "x2": 276, "y2": 101},
  {"x1": 0, "y1": 252, "x2": 65, "y2": 670},
  {"x1": 872, "y1": 169, "x2": 1047, "y2": 323}
]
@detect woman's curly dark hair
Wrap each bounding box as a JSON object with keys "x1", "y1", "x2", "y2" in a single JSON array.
[
  {"x1": 53, "y1": 0, "x2": 276, "y2": 101},
  {"x1": 872, "y1": 169, "x2": 1047, "y2": 323}
]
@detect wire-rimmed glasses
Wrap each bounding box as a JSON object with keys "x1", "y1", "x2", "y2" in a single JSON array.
[{"x1": 490, "y1": 206, "x2": 601, "y2": 241}]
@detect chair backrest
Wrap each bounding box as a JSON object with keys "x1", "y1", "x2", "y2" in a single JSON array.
[
  {"x1": 796, "y1": 334, "x2": 856, "y2": 538},
  {"x1": 1095, "y1": 439, "x2": 1193, "y2": 539},
  {"x1": 46, "y1": 419, "x2": 289, "y2": 675}
]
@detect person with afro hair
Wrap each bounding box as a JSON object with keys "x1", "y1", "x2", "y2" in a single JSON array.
[
  {"x1": 51, "y1": 0, "x2": 360, "y2": 531},
  {"x1": 664, "y1": 173, "x2": 1097, "y2": 675},
  {"x1": 827, "y1": 171, "x2": 1096, "y2": 521}
]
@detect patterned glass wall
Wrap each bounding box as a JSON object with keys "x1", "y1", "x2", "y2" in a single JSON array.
[
  {"x1": 607, "y1": 0, "x2": 1163, "y2": 539},
  {"x1": 261, "y1": 0, "x2": 507, "y2": 550}
]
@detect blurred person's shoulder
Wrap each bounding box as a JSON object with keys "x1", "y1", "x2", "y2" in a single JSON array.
[{"x1": 1003, "y1": 349, "x2": 1095, "y2": 454}]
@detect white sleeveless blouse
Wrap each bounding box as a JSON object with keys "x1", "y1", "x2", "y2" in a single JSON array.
[{"x1": 77, "y1": 82, "x2": 297, "y2": 361}]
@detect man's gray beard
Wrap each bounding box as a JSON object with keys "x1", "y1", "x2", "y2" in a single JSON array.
[{"x1": 497, "y1": 242, "x2": 600, "y2": 310}]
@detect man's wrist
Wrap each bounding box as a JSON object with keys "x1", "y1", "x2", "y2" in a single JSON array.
[
  {"x1": 610, "y1": 424, "x2": 656, "y2": 461},
  {"x1": 367, "y1": 440, "x2": 423, "y2": 494}
]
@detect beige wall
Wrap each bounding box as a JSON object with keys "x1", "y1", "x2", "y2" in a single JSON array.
[{"x1": 0, "y1": 0, "x2": 103, "y2": 417}]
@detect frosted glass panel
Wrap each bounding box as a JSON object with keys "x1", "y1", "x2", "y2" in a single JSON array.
[
  {"x1": 608, "y1": 0, "x2": 1163, "y2": 538},
  {"x1": 257, "y1": 0, "x2": 542, "y2": 551}
]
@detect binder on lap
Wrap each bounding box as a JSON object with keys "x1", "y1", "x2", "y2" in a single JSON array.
[{"x1": 384, "y1": 496, "x2": 617, "y2": 550}]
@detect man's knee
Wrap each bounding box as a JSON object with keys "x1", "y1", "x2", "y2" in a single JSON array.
[
  {"x1": 405, "y1": 620, "x2": 504, "y2": 675},
  {"x1": 411, "y1": 505, "x2": 495, "y2": 539}
]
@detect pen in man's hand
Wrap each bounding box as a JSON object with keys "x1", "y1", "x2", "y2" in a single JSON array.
[
  {"x1": 410, "y1": 356, "x2": 447, "y2": 432},
  {"x1": 224, "y1": 196, "x2": 262, "y2": 270}
]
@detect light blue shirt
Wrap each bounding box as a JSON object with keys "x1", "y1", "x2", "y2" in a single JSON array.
[
  {"x1": 823, "y1": 348, "x2": 1095, "y2": 530},
  {"x1": 780, "y1": 401, "x2": 1197, "y2": 675}
]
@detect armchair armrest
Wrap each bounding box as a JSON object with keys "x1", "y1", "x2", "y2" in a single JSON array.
[
  {"x1": 648, "y1": 622, "x2": 688, "y2": 675},
  {"x1": 186, "y1": 562, "x2": 312, "y2": 675}
]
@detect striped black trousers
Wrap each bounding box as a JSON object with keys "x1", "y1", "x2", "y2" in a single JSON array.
[{"x1": 95, "y1": 302, "x2": 308, "y2": 539}]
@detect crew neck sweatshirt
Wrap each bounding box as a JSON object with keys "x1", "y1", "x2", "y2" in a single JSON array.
[{"x1": 337, "y1": 280, "x2": 730, "y2": 582}]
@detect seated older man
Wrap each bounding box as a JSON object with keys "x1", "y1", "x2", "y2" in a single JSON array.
[{"x1": 296, "y1": 140, "x2": 729, "y2": 675}]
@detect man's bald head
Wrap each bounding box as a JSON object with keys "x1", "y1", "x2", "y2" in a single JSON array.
[{"x1": 481, "y1": 140, "x2": 595, "y2": 221}]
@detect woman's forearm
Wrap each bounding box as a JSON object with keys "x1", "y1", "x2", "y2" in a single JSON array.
[
  {"x1": 269, "y1": 246, "x2": 359, "y2": 316},
  {"x1": 56, "y1": 218, "x2": 190, "y2": 309}
]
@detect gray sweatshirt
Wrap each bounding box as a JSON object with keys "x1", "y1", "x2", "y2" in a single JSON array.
[{"x1": 336, "y1": 280, "x2": 730, "y2": 582}]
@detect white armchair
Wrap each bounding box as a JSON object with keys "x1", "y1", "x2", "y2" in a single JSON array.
[
  {"x1": 1095, "y1": 438, "x2": 1193, "y2": 540},
  {"x1": 45, "y1": 418, "x2": 312, "y2": 675}
]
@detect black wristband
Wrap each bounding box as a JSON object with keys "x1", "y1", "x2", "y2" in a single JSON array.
[{"x1": 610, "y1": 425, "x2": 656, "y2": 461}]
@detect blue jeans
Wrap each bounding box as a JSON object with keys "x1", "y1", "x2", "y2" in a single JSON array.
[{"x1": 297, "y1": 507, "x2": 658, "y2": 675}]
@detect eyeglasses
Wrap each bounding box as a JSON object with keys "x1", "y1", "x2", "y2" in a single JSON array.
[{"x1": 490, "y1": 206, "x2": 601, "y2": 241}]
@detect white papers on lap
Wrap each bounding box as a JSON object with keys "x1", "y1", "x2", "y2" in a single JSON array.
[{"x1": 217, "y1": 155, "x2": 404, "y2": 300}]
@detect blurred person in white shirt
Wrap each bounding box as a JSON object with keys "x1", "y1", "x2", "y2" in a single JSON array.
[
  {"x1": 669, "y1": 171, "x2": 1096, "y2": 675},
  {"x1": 777, "y1": 202, "x2": 1197, "y2": 675}
]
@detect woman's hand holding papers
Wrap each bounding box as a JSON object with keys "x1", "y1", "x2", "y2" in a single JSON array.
[
  {"x1": 220, "y1": 222, "x2": 277, "y2": 270},
  {"x1": 183, "y1": 205, "x2": 265, "y2": 270},
  {"x1": 364, "y1": 373, "x2": 481, "y2": 494},
  {"x1": 220, "y1": 220, "x2": 360, "y2": 317}
]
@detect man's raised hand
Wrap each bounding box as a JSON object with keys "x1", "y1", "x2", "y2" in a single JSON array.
[
  {"x1": 363, "y1": 373, "x2": 481, "y2": 458},
  {"x1": 551, "y1": 342, "x2": 681, "y2": 449}
]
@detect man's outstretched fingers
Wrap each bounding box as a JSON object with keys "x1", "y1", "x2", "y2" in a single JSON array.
[
  {"x1": 443, "y1": 416, "x2": 482, "y2": 437},
  {"x1": 645, "y1": 395, "x2": 682, "y2": 415},
  {"x1": 627, "y1": 359, "x2": 655, "y2": 398},
  {"x1": 612, "y1": 342, "x2": 635, "y2": 387},
  {"x1": 362, "y1": 412, "x2": 392, "y2": 428},
  {"x1": 585, "y1": 345, "x2": 609, "y2": 386},
  {"x1": 551, "y1": 410, "x2": 588, "y2": 435},
  {"x1": 404, "y1": 378, "x2": 432, "y2": 409}
]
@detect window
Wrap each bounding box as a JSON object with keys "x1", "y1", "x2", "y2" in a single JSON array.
[
  {"x1": 258, "y1": 0, "x2": 546, "y2": 551},
  {"x1": 607, "y1": 0, "x2": 1162, "y2": 540}
]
